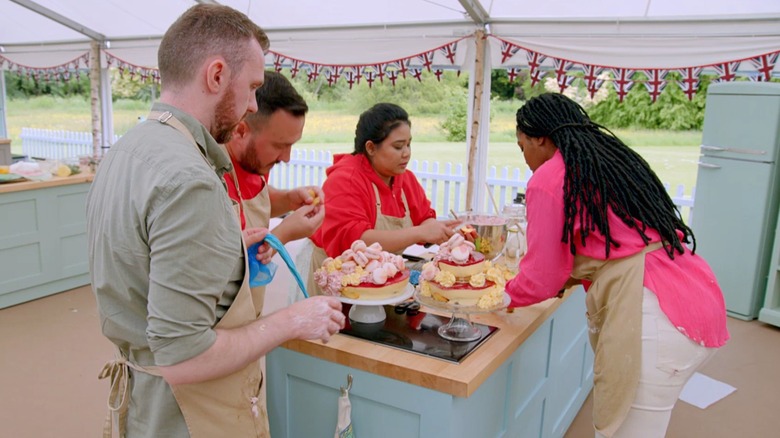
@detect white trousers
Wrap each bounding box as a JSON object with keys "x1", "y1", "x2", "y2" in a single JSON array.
[{"x1": 596, "y1": 289, "x2": 717, "y2": 438}]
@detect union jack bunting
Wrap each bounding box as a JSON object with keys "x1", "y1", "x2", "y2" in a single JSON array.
[
  {"x1": 558, "y1": 75, "x2": 576, "y2": 93},
  {"x1": 611, "y1": 68, "x2": 635, "y2": 102},
  {"x1": 434, "y1": 69, "x2": 444, "y2": 81},
  {"x1": 713, "y1": 61, "x2": 740, "y2": 82},
  {"x1": 410, "y1": 68, "x2": 423, "y2": 82},
  {"x1": 272, "y1": 53, "x2": 286, "y2": 72},
  {"x1": 750, "y1": 52, "x2": 779, "y2": 81},
  {"x1": 677, "y1": 67, "x2": 702, "y2": 100},
  {"x1": 642, "y1": 69, "x2": 669, "y2": 103},
  {"x1": 345, "y1": 69, "x2": 358, "y2": 89},
  {"x1": 506, "y1": 67, "x2": 521, "y2": 83},
  {"x1": 398, "y1": 59, "x2": 410, "y2": 79},
  {"x1": 325, "y1": 66, "x2": 343, "y2": 86},
  {"x1": 289, "y1": 60, "x2": 301, "y2": 78},
  {"x1": 439, "y1": 42, "x2": 458, "y2": 65},
  {"x1": 365, "y1": 70, "x2": 376, "y2": 88},
  {"x1": 499, "y1": 40, "x2": 520, "y2": 64},
  {"x1": 387, "y1": 69, "x2": 399, "y2": 86},
  {"x1": 526, "y1": 50, "x2": 548, "y2": 86},
  {"x1": 306, "y1": 64, "x2": 321, "y2": 83},
  {"x1": 553, "y1": 58, "x2": 575, "y2": 92},
  {"x1": 374, "y1": 64, "x2": 386, "y2": 84},
  {"x1": 417, "y1": 51, "x2": 435, "y2": 72},
  {"x1": 582, "y1": 64, "x2": 605, "y2": 98}
]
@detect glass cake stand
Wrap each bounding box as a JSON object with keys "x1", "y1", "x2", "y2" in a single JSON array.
[
  {"x1": 338, "y1": 284, "x2": 415, "y2": 324},
  {"x1": 414, "y1": 288, "x2": 510, "y2": 342}
]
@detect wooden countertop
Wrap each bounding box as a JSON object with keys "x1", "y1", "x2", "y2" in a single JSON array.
[
  {"x1": 281, "y1": 288, "x2": 574, "y2": 398},
  {"x1": 0, "y1": 173, "x2": 94, "y2": 194}
]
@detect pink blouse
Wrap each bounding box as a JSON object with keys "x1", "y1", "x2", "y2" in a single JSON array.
[{"x1": 506, "y1": 150, "x2": 729, "y2": 348}]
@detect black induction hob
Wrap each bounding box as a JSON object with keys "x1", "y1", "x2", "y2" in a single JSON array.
[{"x1": 338, "y1": 302, "x2": 498, "y2": 363}]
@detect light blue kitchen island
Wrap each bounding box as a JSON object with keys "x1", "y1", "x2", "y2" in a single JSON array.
[
  {"x1": 0, "y1": 174, "x2": 92, "y2": 309},
  {"x1": 267, "y1": 287, "x2": 594, "y2": 438}
]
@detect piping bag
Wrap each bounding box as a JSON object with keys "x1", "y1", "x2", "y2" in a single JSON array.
[{"x1": 247, "y1": 234, "x2": 309, "y2": 298}]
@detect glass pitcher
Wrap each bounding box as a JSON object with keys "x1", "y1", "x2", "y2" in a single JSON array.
[{"x1": 502, "y1": 224, "x2": 526, "y2": 274}]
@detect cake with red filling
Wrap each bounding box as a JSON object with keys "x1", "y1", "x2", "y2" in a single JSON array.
[
  {"x1": 314, "y1": 240, "x2": 410, "y2": 300},
  {"x1": 419, "y1": 234, "x2": 513, "y2": 308}
]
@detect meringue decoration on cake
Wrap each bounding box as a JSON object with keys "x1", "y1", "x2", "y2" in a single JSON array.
[
  {"x1": 419, "y1": 233, "x2": 514, "y2": 309},
  {"x1": 314, "y1": 240, "x2": 410, "y2": 300}
]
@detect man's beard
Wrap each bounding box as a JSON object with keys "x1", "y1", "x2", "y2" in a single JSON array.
[
  {"x1": 238, "y1": 139, "x2": 271, "y2": 176},
  {"x1": 212, "y1": 87, "x2": 240, "y2": 144}
]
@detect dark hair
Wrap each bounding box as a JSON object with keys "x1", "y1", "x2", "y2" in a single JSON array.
[
  {"x1": 515, "y1": 93, "x2": 695, "y2": 259},
  {"x1": 158, "y1": 4, "x2": 270, "y2": 89},
  {"x1": 245, "y1": 71, "x2": 308, "y2": 127},
  {"x1": 353, "y1": 103, "x2": 411, "y2": 155}
]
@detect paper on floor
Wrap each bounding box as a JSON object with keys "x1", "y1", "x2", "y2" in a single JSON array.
[{"x1": 679, "y1": 372, "x2": 736, "y2": 409}]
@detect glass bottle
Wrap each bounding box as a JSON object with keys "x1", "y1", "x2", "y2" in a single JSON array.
[
  {"x1": 501, "y1": 192, "x2": 526, "y2": 274},
  {"x1": 502, "y1": 224, "x2": 526, "y2": 274}
]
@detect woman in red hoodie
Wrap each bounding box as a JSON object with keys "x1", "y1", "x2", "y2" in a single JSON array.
[{"x1": 306, "y1": 103, "x2": 459, "y2": 293}]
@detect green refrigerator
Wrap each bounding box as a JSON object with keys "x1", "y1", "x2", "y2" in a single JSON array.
[{"x1": 692, "y1": 82, "x2": 780, "y2": 320}]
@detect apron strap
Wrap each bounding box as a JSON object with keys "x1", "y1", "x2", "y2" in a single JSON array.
[{"x1": 98, "y1": 350, "x2": 161, "y2": 438}]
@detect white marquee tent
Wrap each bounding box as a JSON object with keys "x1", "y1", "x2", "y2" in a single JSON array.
[{"x1": 1, "y1": 0, "x2": 779, "y2": 208}]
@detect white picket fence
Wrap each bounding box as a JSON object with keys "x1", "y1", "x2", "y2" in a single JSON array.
[
  {"x1": 20, "y1": 128, "x2": 120, "y2": 160},
  {"x1": 20, "y1": 130, "x2": 695, "y2": 223},
  {"x1": 267, "y1": 149, "x2": 696, "y2": 224}
]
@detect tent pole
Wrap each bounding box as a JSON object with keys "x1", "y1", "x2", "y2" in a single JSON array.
[
  {"x1": 89, "y1": 41, "x2": 102, "y2": 160},
  {"x1": 100, "y1": 64, "x2": 114, "y2": 153},
  {"x1": 465, "y1": 29, "x2": 491, "y2": 213},
  {"x1": 0, "y1": 70, "x2": 7, "y2": 139}
]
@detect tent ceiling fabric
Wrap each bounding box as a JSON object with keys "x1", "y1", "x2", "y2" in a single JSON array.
[{"x1": 1, "y1": 0, "x2": 779, "y2": 71}]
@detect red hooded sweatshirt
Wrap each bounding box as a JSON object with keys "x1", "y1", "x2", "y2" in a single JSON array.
[{"x1": 310, "y1": 153, "x2": 436, "y2": 257}]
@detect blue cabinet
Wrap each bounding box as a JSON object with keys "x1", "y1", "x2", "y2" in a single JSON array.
[
  {"x1": 267, "y1": 289, "x2": 593, "y2": 438},
  {"x1": 0, "y1": 180, "x2": 91, "y2": 308}
]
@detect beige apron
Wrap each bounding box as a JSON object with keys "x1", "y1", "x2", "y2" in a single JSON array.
[
  {"x1": 307, "y1": 182, "x2": 412, "y2": 295},
  {"x1": 99, "y1": 111, "x2": 269, "y2": 438},
  {"x1": 220, "y1": 144, "x2": 273, "y2": 318},
  {"x1": 570, "y1": 241, "x2": 663, "y2": 438}
]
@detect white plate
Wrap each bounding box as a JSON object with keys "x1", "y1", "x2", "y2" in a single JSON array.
[{"x1": 337, "y1": 283, "x2": 415, "y2": 306}]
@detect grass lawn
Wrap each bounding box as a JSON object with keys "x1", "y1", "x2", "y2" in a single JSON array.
[{"x1": 5, "y1": 96, "x2": 702, "y2": 194}]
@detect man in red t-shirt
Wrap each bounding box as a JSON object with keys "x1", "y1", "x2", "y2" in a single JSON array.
[{"x1": 222, "y1": 71, "x2": 324, "y2": 263}]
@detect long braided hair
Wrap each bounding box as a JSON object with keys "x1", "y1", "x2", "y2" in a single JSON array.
[{"x1": 516, "y1": 93, "x2": 695, "y2": 259}]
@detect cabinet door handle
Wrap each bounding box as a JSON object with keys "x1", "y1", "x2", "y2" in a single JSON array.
[
  {"x1": 701, "y1": 145, "x2": 767, "y2": 155},
  {"x1": 697, "y1": 161, "x2": 721, "y2": 169}
]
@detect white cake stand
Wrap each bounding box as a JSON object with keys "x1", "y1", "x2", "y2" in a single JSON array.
[
  {"x1": 338, "y1": 284, "x2": 415, "y2": 324},
  {"x1": 415, "y1": 289, "x2": 510, "y2": 342}
]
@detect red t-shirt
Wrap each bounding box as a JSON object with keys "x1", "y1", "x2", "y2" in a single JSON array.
[
  {"x1": 310, "y1": 153, "x2": 436, "y2": 258},
  {"x1": 223, "y1": 158, "x2": 266, "y2": 230}
]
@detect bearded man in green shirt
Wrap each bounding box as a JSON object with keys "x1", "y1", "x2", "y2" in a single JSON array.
[{"x1": 86, "y1": 5, "x2": 345, "y2": 437}]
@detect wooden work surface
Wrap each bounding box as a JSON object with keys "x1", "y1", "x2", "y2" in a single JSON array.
[
  {"x1": 0, "y1": 173, "x2": 93, "y2": 194},
  {"x1": 281, "y1": 289, "x2": 573, "y2": 398}
]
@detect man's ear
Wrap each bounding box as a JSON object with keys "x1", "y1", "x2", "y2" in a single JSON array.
[
  {"x1": 205, "y1": 58, "x2": 228, "y2": 93},
  {"x1": 234, "y1": 120, "x2": 249, "y2": 139}
]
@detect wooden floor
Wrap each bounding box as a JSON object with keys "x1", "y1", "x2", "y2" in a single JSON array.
[{"x1": 2, "y1": 286, "x2": 779, "y2": 437}]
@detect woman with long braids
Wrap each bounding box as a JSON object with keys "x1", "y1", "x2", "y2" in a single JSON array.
[{"x1": 505, "y1": 93, "x2": 729, "y2": 438}]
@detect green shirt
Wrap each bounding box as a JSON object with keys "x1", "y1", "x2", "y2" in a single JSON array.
[{"x1": 87, "y1": 102, "x2": 244, "y2": 437}]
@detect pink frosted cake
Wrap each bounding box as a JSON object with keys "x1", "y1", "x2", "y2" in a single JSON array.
[
  {"x1": 419, "y1": 234, "x2": 513, "y2": 309},
  {"x1": 314, "y1": 240, "x2": 410, "y2": 300}
]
